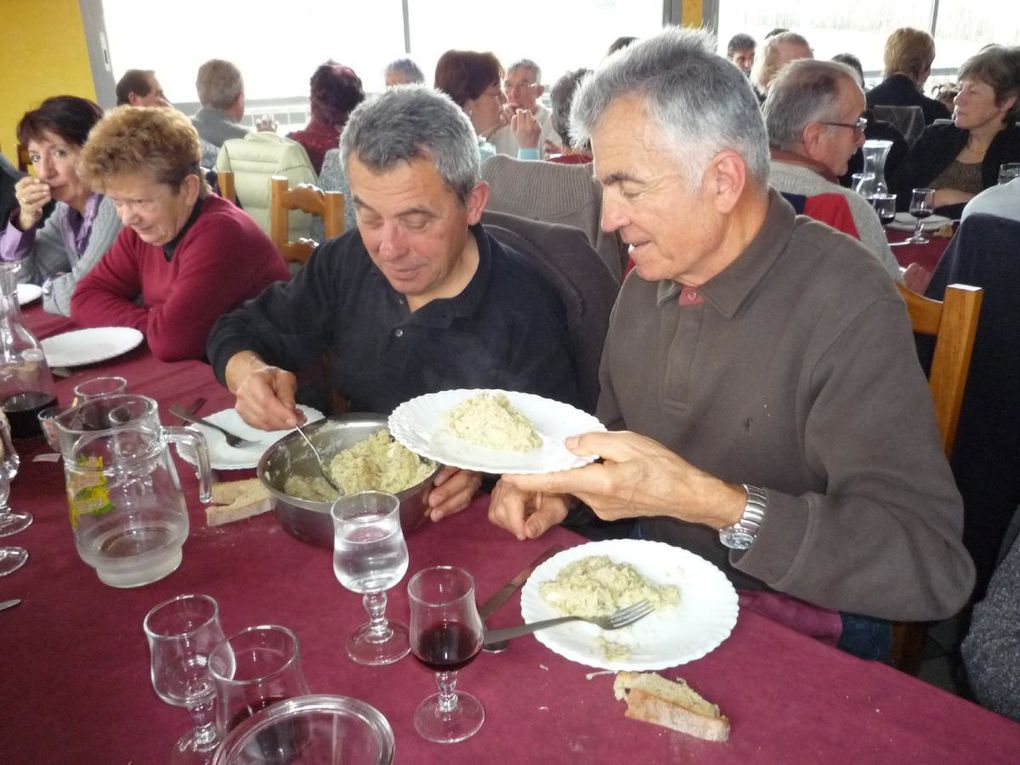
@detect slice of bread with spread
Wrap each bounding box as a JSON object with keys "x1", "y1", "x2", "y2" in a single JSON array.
[
  {"x1": 206, "y1": 479, "x2": 273, "y2": 526},
  {"x1": 613, "y1": 671, "x2": 730, "y2": 742}
]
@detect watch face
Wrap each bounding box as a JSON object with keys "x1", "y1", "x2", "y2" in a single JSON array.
[{"x1": 721, "y1": 530, "x2": 754, "y2": 550}]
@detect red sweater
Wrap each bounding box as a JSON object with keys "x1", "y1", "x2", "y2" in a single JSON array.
[{"x1": 71, "y1": 195, "x2": 289, "y2": 361}]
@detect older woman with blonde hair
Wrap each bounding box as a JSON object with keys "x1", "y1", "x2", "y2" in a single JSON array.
[
  {"x1": 866, "y1": 27, "x2": 950, "y2": 124},
  {"x1": 71, "y1": 106, "x2": 289, "y2": 361}
]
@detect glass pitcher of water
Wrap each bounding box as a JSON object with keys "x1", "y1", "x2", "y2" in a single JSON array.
[
  {"x1": 57, "y1": 395, "x2": 212, "y2": 587},
  {"x1": 854, "y1": 140, "x2": 894, "y2": 200}
]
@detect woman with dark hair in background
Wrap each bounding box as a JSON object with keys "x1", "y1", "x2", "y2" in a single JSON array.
[
  {"x1": 892, "y1": 45, "x2": 1020, "y2": 215},
  {"x1": 434, "y1": 50, "x2": 542, "y2": 161},
  {"x1": 287, "y1": 62, "x2": 365, "y2": 174},
  {"x1": 0, "y1": 96, "x2": 121, "y2": 315}
]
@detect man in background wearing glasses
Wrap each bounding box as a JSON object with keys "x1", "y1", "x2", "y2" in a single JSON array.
[{"x1": 764, "y1": 59, "x2": 901, "y2": 279}]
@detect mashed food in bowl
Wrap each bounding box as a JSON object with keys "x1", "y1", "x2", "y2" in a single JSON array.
[{"x1": 283, "y1": 428, "x2": 434, "y2": 501}]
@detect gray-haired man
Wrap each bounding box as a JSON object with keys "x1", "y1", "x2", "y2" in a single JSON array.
[
  {"x1": 208, "y1": 86, "x2": 579, "y2": 520},
  {"x1": 489, "y1": 28, "x2": 973, "y2": 658}
]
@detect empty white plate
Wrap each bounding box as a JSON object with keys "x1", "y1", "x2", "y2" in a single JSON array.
[{"x1": 41, "y1": 327, "x2": 144, "y2": 367}]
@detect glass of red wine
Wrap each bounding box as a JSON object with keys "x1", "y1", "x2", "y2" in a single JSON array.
[
  {"x1": 872, "y1": 193, "x2": 897, "y2": 227},
  {"x1": 209, "y1": 625, "x2": 309, "y2": 736},
  {"x1": 408, "y1": 565, "x2": 485, "y2": 743},
  {"x1": 143, "y1": 594, "x2": 226, "y2": 764},
  {"x1": 907, "y1": 187, "x2": 936, "y2": 244}
]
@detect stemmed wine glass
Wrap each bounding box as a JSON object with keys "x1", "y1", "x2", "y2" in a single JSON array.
[
  {"x1": 408, "y1": 565, "x2": 485, "y2": 743},
  {"x1": 0, "y1": 413, "x2": 28, "y2": 576},
  {"x1": 143, "y1": 594, "x2": 226, "y2": 764},
  {"x1": 907, "y1": 187, "x2": 936, "y2": 244},
  {"x1": 208, "y1": 625, "x2": 309, "y2": 736},
  {"x1": 331, "y1": 491, "x2": 410, "y2": 665}
]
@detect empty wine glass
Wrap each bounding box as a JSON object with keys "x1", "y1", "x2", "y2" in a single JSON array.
[
  {"x1": 408, "y1": 565, "x2": 485, "y2": 743},
  {"x1": 208, "y1": 625, "x2": 309, "y2": 736},
  {"x1": 872, "y1": 193, "x2": 898, "y2": 226},
  {"x1": 143, "y1": 594, "x2": 226, "y2": 764},
  {"x1": 907, "y1": 187, "x2": 936, "y2": 244},
  {"x1": 0, "y1": 473, "x2": 28, "y2": 576},
  {"x1": 331, "y1": 491, "x2": 410, "y2": 665},
  {"x1": 999, "y1": 162, "x2": 1020, "y2": 185}
]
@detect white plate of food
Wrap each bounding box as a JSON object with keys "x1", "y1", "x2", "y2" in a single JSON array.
[
  {"x1": 887, "y1": 212, "x2": 953, "y2": 232},
  {"x1": 388, "y1": 389, "x2": 605, "y2": 474},
  {"x1": 178, "y1": 406, "x2": 325, "y2": 470},
  {"x1": 40, "y1": 326, "x2": 144, "y2": 367},
  {"x1": 520, "y1": 539, "x2": 739, "y2": 671},
  {"x1": 16, "y1": 283, "x2": 43, "y2": 306}
]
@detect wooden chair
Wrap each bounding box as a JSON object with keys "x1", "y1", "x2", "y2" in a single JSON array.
[
  {"x1": 217, "y1": 169, "x2": 236, "y2": 204},
  {"x1": 269, "y1": 174, "x2": 345, "y2": 265},
  {"x1": 892, "y1": 281, "x2": 983, "y2": 674}
]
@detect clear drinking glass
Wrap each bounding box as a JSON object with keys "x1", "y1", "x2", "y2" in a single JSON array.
[
  {"x1": 408, "y1": 565, "x2": 485, "y2": 744},
  {"x1": 331, "y1": 491, "x2": 410, "y2": 665},
  {"x1": 872, "y1": 193, "x2": 898, "y2": 226},
  {"x1": 72, "y1": 375, "x2": 127, "y2": 404},
  {"x1": 0, "y1": 473, "x2": 28, "y2": 576},
  {"x1": 208, "y1": 625, "x2": 309, "y2": 736},
  {"x1": 143, "y1": 594, "x2": 226, "y2": 764},
  {"x1": 0, "y1": 412, "x2": 30, "y2": 538},
  {"x1": 907, "y1": 187, "x2": 936, "y2": 244}
]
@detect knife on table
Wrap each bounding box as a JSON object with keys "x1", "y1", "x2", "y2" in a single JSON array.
[
  {"x1": 173, "y1": 397, "x2": 207, "y2": 424},
  {"x1": 478, "y1": 544, "x2": 564, "y2": 621}
]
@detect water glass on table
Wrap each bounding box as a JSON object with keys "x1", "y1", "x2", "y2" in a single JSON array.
[
  {"x1": 73, "y1": 375, "x2": 127, "y2": 404},
  {"x1": 999, "y1": 162, "x2": 1020, "y2": 185},
  {"x1": 408, "y1": 565, "x2": 485, "y2": 743},
  {"x1": 143, "y1": 594, "x2": 226, "y2": 764},
  {"x1": 331, "y1": 491, "x2": 410, "y2": 665},
  {"x1": 907, "y1": 187, "x2": 936, "y2": 244}
]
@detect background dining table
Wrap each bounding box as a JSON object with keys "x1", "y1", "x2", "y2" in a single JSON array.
[
  {"x1": 887, "y1": 226, "x2": 951, "y2": 274},
  {"x1": 3, "y1": 302, "x2": 1019, "y2": 763}
]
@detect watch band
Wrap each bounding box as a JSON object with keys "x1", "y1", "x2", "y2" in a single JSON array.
[{"x1": 719, "y1": 484, "x2": 768, "y2": 550}]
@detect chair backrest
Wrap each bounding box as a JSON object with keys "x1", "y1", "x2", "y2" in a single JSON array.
[
  {"x1": 481, "y1": 210, "x2": 619, "y2": 413},
  {"x1": 217, "y1": 169, "x2": 236, "y2": 204},
  {"x1": 270, "y1": 175, "x2": 345, "y2": 265},
  {"x1": 872, "y1": 105, "x2": 925, "y2": 147},
  {"x1": 897, "y1": 281, "x2": 983, "y2": 456},
  {"x1": 481, "y1": 154, "x2": 626, "y2": 282}
]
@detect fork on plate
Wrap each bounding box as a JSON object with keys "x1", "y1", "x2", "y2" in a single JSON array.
[{"x1": 481, "y1": 600, "x2": 654, "y2": 647}]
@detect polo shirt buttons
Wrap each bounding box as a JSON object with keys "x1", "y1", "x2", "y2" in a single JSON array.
[{"x1": 394, "y1": 329, "x2": 404, "y2": 338}]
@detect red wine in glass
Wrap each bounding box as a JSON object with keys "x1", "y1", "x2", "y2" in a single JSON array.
[{"x1": 413, "y1": 621, "x2": 482, "y2": 673}]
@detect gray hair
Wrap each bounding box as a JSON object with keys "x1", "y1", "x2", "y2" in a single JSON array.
[
  {"x1": 764, "y1": 59, "x2": 859, "y2": 151},
  {"x1": 384, "y1": 57, "x2": 425, "y2": 85},
  {"x1": 571, "y1": 27, "x2": 769, "y2": 191},
  {"x1": 196, "y1": 59, "x2": 243, "y2": 109},
  {"x1": 339, "y1": 85, "x2": 480, "y2": 203},
  {"x1": 507, "y1": 58, "x2": 541, "y2": 83}
]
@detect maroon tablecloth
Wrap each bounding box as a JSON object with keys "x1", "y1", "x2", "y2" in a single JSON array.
[
  {"x1": 888, "y1": 228, "x2": 951, "y2": 274},
  {"x1": 4, "y1": 305, "x2": 1020, "y2": 763}
]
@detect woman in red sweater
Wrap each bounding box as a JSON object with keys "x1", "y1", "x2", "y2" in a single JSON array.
[{"x1": 71, "y1": 106, "x2": 289, "y2": 362}]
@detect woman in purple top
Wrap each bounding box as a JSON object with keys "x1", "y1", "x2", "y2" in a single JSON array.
[{"x1": 1, "y1": 96, "x2": 121, "y2": 315}]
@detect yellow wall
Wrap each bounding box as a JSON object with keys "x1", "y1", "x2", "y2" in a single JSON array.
[{"x1": 0, "y1": 0, "x2": 96, "y2": 165}]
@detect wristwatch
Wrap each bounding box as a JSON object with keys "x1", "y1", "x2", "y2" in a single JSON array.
[{"x1": 719, "y1": 484, "x2": 768, "y2": 550}]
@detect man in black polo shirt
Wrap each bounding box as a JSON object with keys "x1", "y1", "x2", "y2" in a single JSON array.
[{"x1": 208, "y1": 86, "x2": 579, "y2": 519}]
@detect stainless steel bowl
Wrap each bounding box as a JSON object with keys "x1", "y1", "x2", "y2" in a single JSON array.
[{"x1": 257, "y1": 414, "x2": 437, "y2": 547}]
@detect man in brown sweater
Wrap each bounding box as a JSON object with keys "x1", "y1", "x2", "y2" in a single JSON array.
[{"x1": 488, "y1": 28, "x2": 974, "y2": 657}]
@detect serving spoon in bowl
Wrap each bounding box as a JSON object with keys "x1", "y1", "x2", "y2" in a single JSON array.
[{"x1": 293, "y1": 422, "x2": 344, "y2": 495}]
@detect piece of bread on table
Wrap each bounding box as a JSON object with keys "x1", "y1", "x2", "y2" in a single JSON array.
[
  {"x1": 206, "y1": 479, "x2": 273, "y2": 526},
  {"x1": 613, "y1": 671, "x2": 730, "y2": 742}
]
